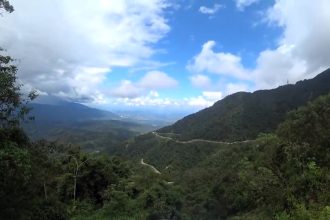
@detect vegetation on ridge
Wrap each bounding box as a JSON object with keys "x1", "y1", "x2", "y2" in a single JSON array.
[{"x1": 159, "y1": 69, "x2": 330, "y2": 142}]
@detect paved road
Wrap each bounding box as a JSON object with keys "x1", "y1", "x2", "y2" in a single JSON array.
[
  {"x1": 152, "y1": 132, "x2": 252, "y2": 145},
  {"x1": 140, "y1": 158, "x2": 161, "y2": 174},
  {"x1": 138, "y1": 132, "x2": 253, "y2": 184}
]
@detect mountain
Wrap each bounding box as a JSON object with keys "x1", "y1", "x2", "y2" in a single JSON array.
[
  {"x1": 25, "y1": 119, "x2": 160, "y2": 153},
  {"x1": 116, "y1": 73, "x2": 330, "y2": 219},
  {"x1": 24, "y1": 97, "x2": 161, "y2": 152},
  {"x1": 159, "y1": 68, "x2": 330, "y2": 141},
  {"x1": 29, "y1": 101, "x2": 118, "y2": 123}
]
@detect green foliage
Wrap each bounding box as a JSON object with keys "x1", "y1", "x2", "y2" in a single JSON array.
[
  {"x1": 1, "y1": 0, "x2": 37, "y2": 128},
  {"x1": 1, "y1": 95, "x2": 330, "y2": 220},
  {"x1": 123, "y1": 94, "x2": 330, "y2": 219},
  {"x1": 0, "y1": 49, "x2": 37, "y2": 128},
  {"x1": 277, "y1": 95, "x2": 330, "y2": 166},
  {"x1": 160, "y1": 69, "x2": 330, "y2": 142},
  {"x1": 0, "y1": 144, "x2": 32, "y2": 219},
  {"x1": 25, "y1": 119, "x2": 155, "y2": 153}
]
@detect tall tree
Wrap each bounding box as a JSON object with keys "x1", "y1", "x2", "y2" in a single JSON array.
[
  {"x1": 0, "y1": 52, "x2": 37, "y2": 128},
  {"x1": 0, "y1": 0, "x2": 37, "y2": 128}
]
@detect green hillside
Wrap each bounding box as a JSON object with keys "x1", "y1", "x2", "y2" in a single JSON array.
[
  {"x1": 159, "y1": 68, "x2": 330, "y2": 141},
  {"x1": 24, "y1": 119, "x2": 160, "y2": 153},
  {"x1": 119, "y1": 94, "x2": 330, "y2": 219},
  {"x1": 2, "y1": 53, "x2": 330, "y2": 219}
]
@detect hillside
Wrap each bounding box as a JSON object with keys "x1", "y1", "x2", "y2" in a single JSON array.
[
  {"x1": 159, "y1": 68, "x2": 330, "y2": 141},
  {"x1": 25, "y1": 100, "x2": 162, "y2": 153},
  {"x1": 116, "y1": 92, "x2": 330, "y2": 220},
  {"x1": 29, "y1": 101, "x2": 119, "y2": 122},
  {"x1": 25, "y1": 119, "x2": 160, "y2": 153}
]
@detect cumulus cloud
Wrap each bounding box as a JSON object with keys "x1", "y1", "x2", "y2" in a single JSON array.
[
  {"x1": 185, "y1": 91, "x2": 222, "y2": 108},
  {"x1": 112, "y1": 90, "x2": 180, "y2": 107},
  {"x1": 111, "y1": 71, "x2": 177, "y2": 98},
  {"x1": 187, "y1": 41, "x2": 249, "y2": 80},
  {"x1": 253, "y1": 0, "x2": 330, "y2": 88},
  {"x1": 113, "y1": 0, "x2": 330, "y2": 107},
  {"x1": 235, "y1": 0, "x2": 259, "y2": 11},
  {"x1": 109, "y1": 90, "x2": 222, "y2": 109},
  {"x1": 202, "y1": 91, "x2": 223, "y2": 100},
  {"x1": 189, "y1": 0, "x2": 330, "y2": 91},
  {"x1": 0, "y1": 0, "x2": 170, "y2": 101},
  {"x1": 253, "y1": 45, "x2": 308, "y2": 88},
  {"x1": 190, "y1": 74, "x2": 212, "y2": 89},
  {"x1": 225, "y1": 82, "x2": 249, "y2": 95},
  {"x1": 199, "y1": 4, "x2": 222, "y2": 15},
  {"x1": 138, "y1": 71, "x2": 178, "y2": 89},
  {"x1": 111, "y1": 80, "x2": 143, "y2": 98}
]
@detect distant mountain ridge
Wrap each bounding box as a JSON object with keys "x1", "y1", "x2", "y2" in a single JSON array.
[
  {"x1": 29, "y1": 100, "x2": 118, "y2": 122},
  {"x1": 159, "y1": 68, "x2": 330, "y2": 141}
]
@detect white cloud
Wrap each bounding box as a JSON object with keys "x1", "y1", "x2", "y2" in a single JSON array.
[
  {"x1": 185, "y1": 91, "x2": 222, "y2": 108},
  {"x1": 225, "y1": 82, "x2": 249, "y2": 95},
  {"x1": 187, "y1": 41, "x2": 249, "y2": 80},
  {"x1": 109, "y1": 0, "x2": 330, "y2": 108},
  {"x1": 190, "y1": 74, "x2": 212, "y2": 89},
  {"x1": 235, "y1": 0, "x2": 259, "y2": 11},
  {"x1": 108, "y1": 89, "x2": 222, "y2": 109},
  {"x1": 199, "y1": 4, "x2": 222, "y2": 15},
  {"x1": 0, "y1": 0, "x2": 170, "y2": 101},
  {"x1": 111, "y1": 70, "x2": 177, "y2": 98},
  {"x1": 202, "y1": 91, "x2": 223, "y2": 101},
  {"x1": 253, "y1": 45, "x2": 308, "y2": 88},
  {"x1": 253, "y1": 0, "x2": 330, "y2": 88},
  {"x1": 189, "y1": 0, "x2": 330, "y2": 91},
  {"x1": 149, "y1": 90, "x2": 160, "y2": 97},
  {"x1": 111, "y1": 80, "x2": 143, "y2": 98},
  {"x1": 138, "y1": 71, "x2": 178, "y2": 89},
  {"x1": 114, "y1": 94, "x2": 179, "y2": 107}
]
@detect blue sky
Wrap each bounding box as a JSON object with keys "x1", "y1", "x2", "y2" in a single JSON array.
[{"x1": 1, "y1": 0, "x2": 329, "y2": 111}]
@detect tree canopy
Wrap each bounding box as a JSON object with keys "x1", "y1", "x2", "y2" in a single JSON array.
[{"x1": 0, "y1": 0, "x2": 14, "y2": 13}]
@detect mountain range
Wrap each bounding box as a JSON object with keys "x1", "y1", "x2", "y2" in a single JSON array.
[{"x1": 29, "y1": 100, "x2": 119, "y2": 123}]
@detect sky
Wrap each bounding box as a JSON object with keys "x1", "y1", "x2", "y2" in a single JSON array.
[{"x1": 0, "y1": 0, "x2": 330, "y2": 112}]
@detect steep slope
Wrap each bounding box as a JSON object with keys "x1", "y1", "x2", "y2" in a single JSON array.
[{"x1": 159, "y1": 68, "x2": 330, "y2": 141}]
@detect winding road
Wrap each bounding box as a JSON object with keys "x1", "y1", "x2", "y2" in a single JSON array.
[
  {"x1": 138, "y1": 132, "x2": 253, "y2": 183},
  {"x1": 140, "y1": 158, "x2": 161, "y2": 174},
  {"x1": 151, "y1": 131, "x2": 252, "y2": 145}
]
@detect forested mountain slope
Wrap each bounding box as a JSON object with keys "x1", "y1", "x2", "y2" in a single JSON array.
[
  {"x1": 118, "y1": 93, "x2": 330, "y2": 220},
  {"x1": 159, "y1": 68, "x2": 330, "y2": 141},
  {"x1": 25, "y1": 119, "x2": 160, "y2": 153},
  {"x1": 29, "y1": 101, "x2": 119, "y2": 122}
]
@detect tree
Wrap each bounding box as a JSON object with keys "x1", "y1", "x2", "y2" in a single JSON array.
[
  {"x1": 0, "y1": 52, "x2": 37, "y2": 127},
  {"x1": 0, "y1": 0, "x2": 14, "y2": 13},
  {"x1": 0, "y1": 1, "x2": 37, "y2": 128}
]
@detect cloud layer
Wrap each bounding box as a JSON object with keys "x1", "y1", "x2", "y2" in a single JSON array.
[
  {"x1": 1, "y1": 0, "x2": 329, "y2": 110},
  {"x1": 0, "y1": 0, "x2": 170, "y2": 101},
  {"x1": 111, "y1": 71, "x2": 178, "y2": 98},
  {"x1": 188, "y1": 0, "x2": 330, "y2": 95}
]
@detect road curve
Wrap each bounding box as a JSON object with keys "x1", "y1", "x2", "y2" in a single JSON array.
[
  {"x1": 151, "y1": 132, "x2": 252, "y2": 145},
  {"x1": 140, "y1": 158, "x2": 161, "y2": 174}
]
